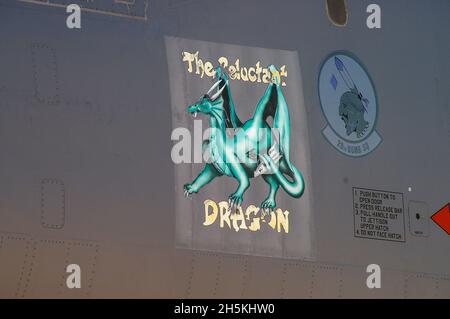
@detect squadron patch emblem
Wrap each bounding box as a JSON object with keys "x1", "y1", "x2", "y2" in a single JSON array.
[{"x1": 318, "y1": 52, "x2": 382, "y2": 157}]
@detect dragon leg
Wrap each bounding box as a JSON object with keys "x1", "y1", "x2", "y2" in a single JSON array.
[
  {"x1": 227, "y1": 154, "x2": 250, "y2": 210},
  {"x1": 261, "y1": 174, "x2": 279, "y2": 210},
  {"x1": 184, "y1": 164, "x2": 220, "y2": 197}
]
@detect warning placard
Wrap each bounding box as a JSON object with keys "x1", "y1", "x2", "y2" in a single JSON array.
[{"x1": 353, "y1": 188, "x2": 405, "y2": 242}]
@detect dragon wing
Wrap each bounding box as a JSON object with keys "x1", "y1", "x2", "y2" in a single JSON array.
[
  {"x1": 213, "y1": 67, "x2": 242, "y2": 129},
  {"x1": 253, "y1": 66, "x2": 293, "y2": 169}
]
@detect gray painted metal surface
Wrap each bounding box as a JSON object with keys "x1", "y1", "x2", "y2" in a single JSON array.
[{"x1": 0, "y1": 0, "x2": 449, "y2": 298}]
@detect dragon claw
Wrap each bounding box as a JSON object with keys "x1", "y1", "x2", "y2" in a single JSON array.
[
  {"x1": 228, "y1": 193, "x2": 243, "y2": 212},
  {"x1": 183, "y1": 184, "x2": 196, "y2": 199},
  {"x1": 261, "y1": 198, "x2": 276, "y2": 210}
]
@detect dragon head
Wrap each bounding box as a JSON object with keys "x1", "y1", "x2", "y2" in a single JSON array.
[
  {"x1": 187, "y1": 71, "x2": 228, "y2": 118},
  {"x1": 187, "y1": 95, "x2": 216, "y2": 117}
]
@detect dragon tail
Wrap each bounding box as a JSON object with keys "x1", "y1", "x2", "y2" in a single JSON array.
[{"x1": 273, "y1": 162, "x2": 305, "y2": 198}]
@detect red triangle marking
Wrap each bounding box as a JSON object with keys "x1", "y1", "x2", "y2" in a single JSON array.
[{"x1": 431, "y1": 204, "x2": 450, "y2": 236}]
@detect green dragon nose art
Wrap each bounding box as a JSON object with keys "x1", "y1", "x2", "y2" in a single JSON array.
[{"x1": 183, "y1": 65, "x2": 305, "y2": 211}]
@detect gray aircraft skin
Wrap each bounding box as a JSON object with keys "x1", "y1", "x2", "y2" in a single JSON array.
[{"x1": 0, "y1": 0, "x2": 449, "y2": 298}]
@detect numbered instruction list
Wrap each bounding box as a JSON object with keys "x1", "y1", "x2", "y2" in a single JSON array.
[{"x1": 353, "y1": 188, "x2": 405, "y2": 243}]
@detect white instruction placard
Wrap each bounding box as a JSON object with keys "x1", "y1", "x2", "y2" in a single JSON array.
[{"x1": 353, "y1": 188, "x2": 405, "y2": 243}]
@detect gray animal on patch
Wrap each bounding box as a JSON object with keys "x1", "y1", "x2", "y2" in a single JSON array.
[{"x1": 338, "y1": 87, "x2": 369, "y2": 138}]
